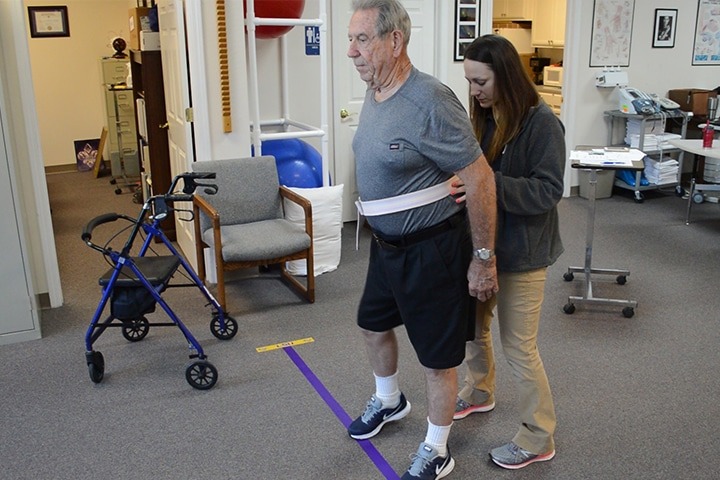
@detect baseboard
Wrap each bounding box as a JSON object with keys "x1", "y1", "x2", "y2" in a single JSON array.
[{"x1": 44, "y1": 164, "x2": 78, "y2": 174}]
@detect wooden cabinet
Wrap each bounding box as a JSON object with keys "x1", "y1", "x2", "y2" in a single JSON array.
[
  {"x1": 100, "y1": 57, "x2": 139, "y2": 178},
  {"x1": 493, "y1": 0, "x2": 532, "y2": 20},
  {"x1": 130, "y1": 49, "x2": 175, "y2": 240},
  {"x1": 531, "y1": 0, "x2": 566, "y2": 47}
]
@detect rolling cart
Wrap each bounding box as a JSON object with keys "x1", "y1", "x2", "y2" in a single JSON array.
[
  {"x1": 563, "y1": 147, "x2": 644, "y2": 318},
  {"x1": 82, "y1": 172, "x2": 238, "y2": 390}
]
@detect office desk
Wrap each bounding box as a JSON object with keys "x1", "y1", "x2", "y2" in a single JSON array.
[
  {"x1": 668, "y1": 139, "x2": 720, "y2": 224},
  {"x1": 564, "y1": 151, "x2": 644, "y2": 318}
]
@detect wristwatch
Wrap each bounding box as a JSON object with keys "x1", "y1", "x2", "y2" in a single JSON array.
[{"x1": 473, "y1": 248, "x2": 495, "y2": 261}]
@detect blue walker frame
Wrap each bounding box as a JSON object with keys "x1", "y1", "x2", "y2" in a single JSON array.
[{"x1": 82, "y1": 172, "x2": 237, "y2": 390}]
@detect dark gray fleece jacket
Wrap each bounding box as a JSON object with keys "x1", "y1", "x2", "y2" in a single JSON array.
[{"x1": 491, "y1": 102, "x2": 565, "y2": 272}]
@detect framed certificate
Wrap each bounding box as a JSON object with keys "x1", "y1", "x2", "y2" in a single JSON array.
[{"x1": 28, "y1": 6, "x2": 70, "y2": 38}]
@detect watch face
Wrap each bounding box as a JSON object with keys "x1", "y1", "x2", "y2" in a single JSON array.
[{"x1": 475, "y1": 248, "x2": 493, "y2": 260}]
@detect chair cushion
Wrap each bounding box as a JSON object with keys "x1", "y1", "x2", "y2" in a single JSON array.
[{"x1": 203, "y1": 219, "x2": 311, "y2": 262}]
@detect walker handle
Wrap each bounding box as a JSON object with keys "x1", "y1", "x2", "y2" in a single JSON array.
[{"x1": 81, "y1": 213, "x2": 121, "y2": 243}]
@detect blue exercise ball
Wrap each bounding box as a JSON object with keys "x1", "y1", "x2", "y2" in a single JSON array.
[{"x1": 254, "y1": 139, "x2": 323, "y2": 188}]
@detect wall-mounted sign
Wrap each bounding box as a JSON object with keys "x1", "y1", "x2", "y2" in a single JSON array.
[{"x1": 305, "y1": 26, "x2": 320, "y2": 56}]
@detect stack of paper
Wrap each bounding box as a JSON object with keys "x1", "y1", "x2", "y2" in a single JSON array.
[
  {"x1": 626, "y1": 132, "x2": 682, "y2": 150},
  {"x1": 643, "y1": 157, "x2": 678, "y2": 185},
  {"x1": 624, "y1": 118, "x2": 676, "y2": 149}
]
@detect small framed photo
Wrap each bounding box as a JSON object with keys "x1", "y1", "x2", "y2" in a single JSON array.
[
  {"x1": 454, "y1": 0, "x2": 480, "y2": 61},
  {"x1": 653, "y1": 8, "x2": 676, "y2": 48},
  {"x1": 28, "y1": 6, "x2": 70, "y2": 38}
]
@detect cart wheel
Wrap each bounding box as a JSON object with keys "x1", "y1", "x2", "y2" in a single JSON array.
[
  {"x1": 122, "y1": 317, "x2": 149, "y2": 342},
  {"x1": 633, "y1": 191, "x2": 644, "y2": 203},
  {"x1": 563, "y1": 272, "x2": 574, "y2": 282},
  {"x1": 210, "y1": 314, "x2": 238, "y2": 340},
  {"x1": 563, "y1": 303, "x2": 576, "y2": 314},
  {"x1": 114, "y1": 188, "x2": 122, "y2": 195},
  {"x1": 622, "y1": 307, "x2": 635, "y2": 318},
  {"x1": 185, "y1": 360, "x2": 218, "y2": 390},
  {"x1": 616, "y1": 275, "x2": 627, "y2": 285},
  {"x1": 675, "y1": 185, "x2": 685, "y2": 197},
  {"x1": 692, "y1": 192, "x2": 704, "y2": 204},
  {"x1": 86, "y1": 350, "x2": 105, "y2": 383}
]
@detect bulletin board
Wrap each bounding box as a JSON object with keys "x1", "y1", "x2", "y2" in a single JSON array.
[
  {"x1": 589, "y1": 0, "x2": 636, "y2": 67},
  {"x1": 693, "y1": 0, "x2": 720, "y2": 65}
]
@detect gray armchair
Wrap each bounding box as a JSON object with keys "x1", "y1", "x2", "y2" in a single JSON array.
[{"x1": 191, "y1": 156, "x2": 314, "y2": 312}]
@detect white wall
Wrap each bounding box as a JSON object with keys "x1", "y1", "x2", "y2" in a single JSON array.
[{"x1": 25, "y1": 0, "x2": 130, "y2": 168}]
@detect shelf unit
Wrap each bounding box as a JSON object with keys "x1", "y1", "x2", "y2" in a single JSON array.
[
  {"x1": 244, "y1": 0, "x2": 330, "y2": 186},
  {"x1": 604, "y1": 110, "x2": 690, "y2": 202},
  {"x1": 130, "y1": 49, "x2": 175, "y2": 240}
]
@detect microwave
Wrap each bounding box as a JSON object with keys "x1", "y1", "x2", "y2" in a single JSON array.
[{"x1": 543, "y1": 66, "x2": 563, "y2": 87}]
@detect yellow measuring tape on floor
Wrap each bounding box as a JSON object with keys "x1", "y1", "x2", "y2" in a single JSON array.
[{"x1": 256, "y1": 337, "x2": 315, "y2": 353}]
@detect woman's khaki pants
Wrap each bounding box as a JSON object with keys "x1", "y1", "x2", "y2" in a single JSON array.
[{"x1": 459, "y1": 268, "x2": 556, "y2": 454}]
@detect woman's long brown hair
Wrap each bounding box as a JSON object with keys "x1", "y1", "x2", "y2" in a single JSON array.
[{"x1": 463, "y1": 34, "x2": 540, "y2": 163}]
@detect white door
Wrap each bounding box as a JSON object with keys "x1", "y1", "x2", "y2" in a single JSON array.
[
  {"x1": 157, "y1": 0, "x2": 195, "y2": 263},
  {"x1": 331, "y1": 0, "x2": 436, "y2": 221}
]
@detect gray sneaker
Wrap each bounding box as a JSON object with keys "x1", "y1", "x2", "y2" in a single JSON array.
[
  {"x1": 490, "y1": 442, "x2": 555, "y2": 470},
  {"x1": 453, "y1": 397, "x2": 495, "y2": 420},
  {"x1": 401, "y1": 442, "x2": 454, "y2": 480}
]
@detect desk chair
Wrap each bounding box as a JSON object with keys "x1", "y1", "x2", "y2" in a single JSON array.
[{"x1": 192, "y1": 156, "x2": 315, "y2": 312}]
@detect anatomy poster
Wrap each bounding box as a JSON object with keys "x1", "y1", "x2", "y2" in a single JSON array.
[
  {"x1": 693, "y1": 0, "x2": 720, "y2": 65},
  {"x1": 589, "y1": 0, "x2": 636, "y2": 67}
]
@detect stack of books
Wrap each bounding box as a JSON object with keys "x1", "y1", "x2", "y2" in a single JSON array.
[{"x1": 643, "y1": 157, "x2": 678, "y2": 185}]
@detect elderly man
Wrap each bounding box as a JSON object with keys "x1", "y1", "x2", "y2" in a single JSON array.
[{"x1": 345, "y1": 1, "x2": 498, "y2": 479}]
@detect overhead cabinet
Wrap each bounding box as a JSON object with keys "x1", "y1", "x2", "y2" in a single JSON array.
[
  {"x1": 493, "y1": 0, "x2": 532, "y2": 20},
  {"x1": 531, "y1": 0, "x2": 565, "y2": 47}
]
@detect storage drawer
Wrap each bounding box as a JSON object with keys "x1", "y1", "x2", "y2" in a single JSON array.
[
  {"x1": 102, "y1": 60, "x2": 128, "y2": 85},
  {"x1": 105, "y1": 90, "x2": 135, "y2": 116}
]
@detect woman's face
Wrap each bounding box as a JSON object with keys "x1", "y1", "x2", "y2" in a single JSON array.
[{"x1": 464, "y1": 59, "x2": 495, "y2": 109}]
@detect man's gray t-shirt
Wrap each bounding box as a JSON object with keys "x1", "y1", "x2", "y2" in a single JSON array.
[{"x1": 353, "y1": 67, "x2": 482, "y2": 236}]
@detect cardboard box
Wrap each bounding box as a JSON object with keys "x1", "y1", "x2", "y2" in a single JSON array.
[
  {"x1": 140, "y1": 31, "x2": 160, "y2": 51},
  {"x1": 668, "y1": 88, "x2": 717, "y2": 116},
  {"x1": 128, "y1": 7, "x2": 151, "y2": 51}
]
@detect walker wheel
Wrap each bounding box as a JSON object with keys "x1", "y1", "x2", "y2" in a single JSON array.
[
  {"x1": 210, "y1": 314, "x2": 238, "y2": 340},
  {"x1": 563, "y1": 303, "x2": 576, "y2": 314},
  {"x1": 616, "y1": 275, "x2": 627, "y2": 285},
  {"x1": 122, "y1": 317, "x2": 149, "y2": 342},
  {"x1": 86, "y1": 350, "x2": 105, "y2": 383},
  {"x1": 622, "y1": 307, "x2": 635, "y2": 318},
  {"x1": 185, "y1": 360, "x2": 218, "y2": 390},
  {"x1": 563, "y1": 272, "x2": 574, "y2": 282}
]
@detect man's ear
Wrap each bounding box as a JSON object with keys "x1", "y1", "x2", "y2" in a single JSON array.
[{"x1": 392, "y1": 30, "x2": 404, "y2": 54}]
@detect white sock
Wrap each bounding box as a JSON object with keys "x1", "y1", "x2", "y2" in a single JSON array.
[
  {"x1": 374, "y1": 371, "x2": 400, "y2": 407},
  {"x1": 424, "y1": 417, "x2": 452, "y2": 457}
]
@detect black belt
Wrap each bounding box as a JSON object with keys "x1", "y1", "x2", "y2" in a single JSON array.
[{"x1": 372, "y1": 209, "x2": 467, "y2": 250}]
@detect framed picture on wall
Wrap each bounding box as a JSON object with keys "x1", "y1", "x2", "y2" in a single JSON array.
[
  {"x1": 589, "y1": 0, "x2": 635, "y2": 67},
  {"x1": 27, "y1": 6, "x2": 70, "y2": 38},
  {"x1": 454, "y1": 0, "x2": 480, "y2": 61},
  {"x1": 693, "y1": 0, "x2": 720, "y2": 65},
  {"x1": 653, "y1": 9, "x2": 677, "y2": 48}
]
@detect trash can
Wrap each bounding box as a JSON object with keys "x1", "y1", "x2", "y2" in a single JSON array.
[{"x1": 578, "y1": 169, "x2": 614, "y2": 199}]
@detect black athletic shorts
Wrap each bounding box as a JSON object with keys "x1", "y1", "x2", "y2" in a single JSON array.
[{"x1": 357, "y1": 211, "x2": 476, "y2": 369}]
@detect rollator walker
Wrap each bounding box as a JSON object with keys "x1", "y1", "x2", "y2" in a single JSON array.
[{"x1": 82, "y1": 172, "x2": 237, "y2": 390}]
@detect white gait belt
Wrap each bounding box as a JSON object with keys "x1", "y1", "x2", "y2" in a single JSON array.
[{"x1": 354, "y1": 177, "x2": 455, "y2": 249}]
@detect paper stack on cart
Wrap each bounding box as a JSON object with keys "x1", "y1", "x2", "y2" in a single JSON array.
[{"x1": 643, "y1": 157, "x2": 678, "y2": 185}]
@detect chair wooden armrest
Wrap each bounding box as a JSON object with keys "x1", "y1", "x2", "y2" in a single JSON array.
[
  {"x1": 192, "y1": 195, "x2": 223, "y2": 287},
  {"x1": 280, "y1": 186, "x2": 313, "y2": 238}
]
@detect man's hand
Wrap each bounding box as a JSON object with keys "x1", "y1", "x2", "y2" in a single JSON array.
[{"x1": 468, "y1": 257, "x2": 498, "y2": 302}]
